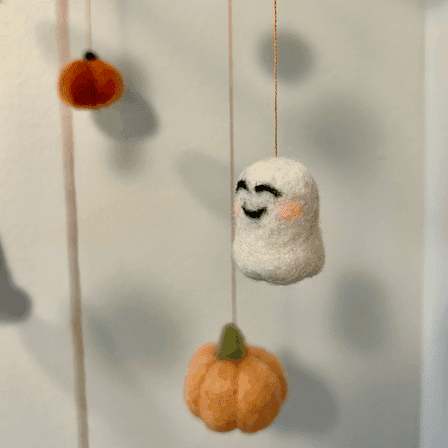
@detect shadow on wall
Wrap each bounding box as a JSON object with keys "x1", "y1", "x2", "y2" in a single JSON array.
[
  {"x1": 437, "y1": 298, "x2": 448, "y2": 445},
  {"x1": 427, "y1": 0, "x2": 448, "y2": 9},
  {"x1": 92, "y1": 57, "x2": 159, "y2": 176},
  {"x1": 286, "y1": 96, "x2": 384, "y2": 190},
  {"x1": 34, "y1": 22, "x2": 159, "y2": 177},
  {"x1": 35, "y1": 20, "x2": 62, "y2": 65},
  {"x1": 19, "y1": 317, "x2": 174, "y2": 445},
  {"x1": 258, "y1": 30, "x2": 313, "y2": 83},
  {"x1": 272, "y1": 349, "x2": 339, "y2": 435},
  {"x1": 329, "y1": 269, "x2": 392, "y2": 353},
  {"x1": 19, "y1": 282, "x2": 184, "y2": 444},
  {"x1": 84, "y1": 286, "x2": 187, "y2": 378},
  {"x1": 20, "y1": 283, "x2": 186, "y2": 391},
  {"x1": 0, "y1": 237, "x2": 32, "y2": 322},
  {"x1": 36, "y1": 21, "x2": 159, "y2": 176},
  {"x1": 174, "y1": 149, "x2": 239, "y2": 223},
  {"x1": 440, "y1": 188, "x2": 448, "y2": 252},
  {"x1": 341, "y1": 364, "x2": 420, "y2": 448}
]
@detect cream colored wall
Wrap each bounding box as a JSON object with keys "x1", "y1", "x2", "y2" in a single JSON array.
[
  {"x1": 0, "y1": 1, "x2": 424, "y2": 447},
  {"x1": 424, "y1": 2, "x2": 448, "y2": 447}
]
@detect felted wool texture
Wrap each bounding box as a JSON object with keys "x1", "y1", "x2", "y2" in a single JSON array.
[{"x1": 232, "y1": 157, "x2": 325, "y2": 285}]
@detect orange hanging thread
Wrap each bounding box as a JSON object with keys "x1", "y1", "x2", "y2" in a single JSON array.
[
  {"x1": 185, "y1": 324, "x2": 288, "y2": 433},
  {"x1": 57, "y1": 51, "x2": 124, "y2": 110}
]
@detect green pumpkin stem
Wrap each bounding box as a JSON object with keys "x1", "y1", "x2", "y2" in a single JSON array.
[{"x1": 217, "y1": 323, "x2": 247, "y2": 361}]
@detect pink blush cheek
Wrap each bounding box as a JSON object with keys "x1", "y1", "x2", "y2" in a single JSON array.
[
  {"x1": 234, "y1": 200, "x2": 241, "y2": 216},
  {"x1": 276, "y1": 201, "x2": 303, "y2": 222}
]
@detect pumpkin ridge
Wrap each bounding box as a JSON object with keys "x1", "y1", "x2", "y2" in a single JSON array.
[
  {"x1": 234, "y1": 355, "x2": 267, "y2": 426},
  {"x1": 199, "y1": 361, "x2": 239, "y2": 432},
  {"x1": 68, "y1": 65, "x2": 97, "y2": 107},
  {"x1": 94, "y1": 80, "x2": 115, "y2": 104},
  {"x1": 185, "y1": 343, "x2": 218, "y2": 419},
  {"x1": 185, "y1": 334, "x2": 288, "y2": 433},
  {"x1": 235, "y1": 355, "x2": 283, "y2": 432},
  {"x1": 245, "y1": 345, "x2": 288, "y2": 402},
  {"x1": 194, "y1": 349, "x2": 217, "y2": 419}
]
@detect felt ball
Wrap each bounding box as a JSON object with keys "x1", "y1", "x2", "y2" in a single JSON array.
[
  {"x1": 184, "y1": 324, "x2": 288, "y2": 433},
  {"x1": 232, "y1": 156, "x2": 325, "y2": 285},
  {"x1": 57, "y1": 51, "x2": 124, "y2": 110}
]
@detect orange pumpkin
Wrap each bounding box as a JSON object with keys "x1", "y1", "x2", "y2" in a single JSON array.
[
  {"x1": 57, "y1": 51, "x2": 124, "y2": 110},
  {"x1": 185, "y1": 324, "x2": 288, "y2": 433}
]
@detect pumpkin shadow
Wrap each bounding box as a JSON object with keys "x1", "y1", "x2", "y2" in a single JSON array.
[
  {"x1": 0, "y1": 237, "x2": 32, "y2": 322},
  {"x1": 329, "y1": 269, "x2": 392, "y2": 354},
  {"x1": 340, "y1": 361, "x2": 420, "y2": 448},
  {"x1": 174, "y1": 149, "x2": 243, "y2": 223},
  {"x1": 20, "y1": 283, "x2": 186, "y2": 392},
  {"x1": 258, "y1": 30, "x2": 313, "y2": 83},
  {"x1": 19, "y1": 312, "x2": 175, "y2": 445},
  {"x1": 92, "y1": 57, "x2": 158, "y2": 175},
  {"x1": 272, "y1": 349, "x2": 339, "y2": 435},
  {"x1": 84, "y1": 284, "x2": 186, "y2": 377},
  {"x1": 20, "y1": 314, "x2": 89, "y2": 394},
  {"x1": 19, "y1": 282, "x2": 184, "y2": 444},
  {"x1": 35, "y1": 20, "x2": 63, "y2": 64}
]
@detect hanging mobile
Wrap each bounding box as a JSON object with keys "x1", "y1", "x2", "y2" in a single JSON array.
[
  {"x1": 57, "y1": 0, "x2": 124, "y2": 110},
  {"x1": 184, "y1": 0, "x2": 288, "y2": 433},
  {"x1": 232, "y1": 2, "x2": 325, "y2": 286}
]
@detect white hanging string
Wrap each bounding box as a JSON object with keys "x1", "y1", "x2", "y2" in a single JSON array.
[
  {"x1": 274, "y1": 0, "x2": 278, "y2": 157},
  {"x1": 228, "y1": 0, "x2": 237, "y2": 325},
  {"x1": 56, "y1": 0, "x2": 90, "y2": 446}
]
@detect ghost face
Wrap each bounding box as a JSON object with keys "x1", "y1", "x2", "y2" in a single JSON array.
[
  {"x1": 232, "y1": 157, "x2": 324, "y2": 285},
  {"x1": 235, "y1": 178, "x2": 283, "y2": 219},
  {"x1": 234, "y1": 157, "x2": 316, "y2": 239}
]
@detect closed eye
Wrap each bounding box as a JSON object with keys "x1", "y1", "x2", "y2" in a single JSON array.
[
  {"x1": 236, "y1": 179, "x2": 249, "y2": 192},
  {"x1": 254, "y1": 184, "x2": 282, "y2": 197}
]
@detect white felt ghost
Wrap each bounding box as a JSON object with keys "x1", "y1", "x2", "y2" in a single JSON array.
[{"x1": 232, "y1": 157, "x2": 324, "y2": 285}]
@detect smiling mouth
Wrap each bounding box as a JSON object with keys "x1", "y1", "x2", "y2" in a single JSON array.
[{"x1": 242, "y1": 206, "x2": 267, "y2": 219}]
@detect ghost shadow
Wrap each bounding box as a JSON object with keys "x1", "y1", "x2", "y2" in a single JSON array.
[
  {"x1": 286, "y1": 95, "x2": 384, "y2": 190},
  {"x1": 0, "y1": 236, "x2": 32, "y2": 322},
  {"x1": 258, "y1": 30, "x2": 313, "y2": 84},
  {"x1": 329, "y1": 269, "x2": 392, "y2": 354},
  {"x1": 92, "y1": 57, "x2": 158, "y2": 177},
  {"x1": 174, "y1": 149, "x2": 236, "y2": 223},
  {"x1": 272, "y1": 349, "x2": 339, "y2": 435}
]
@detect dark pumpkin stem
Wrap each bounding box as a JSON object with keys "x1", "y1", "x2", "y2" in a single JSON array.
[
  {"x1": 217, "y1": 323, "x2": 247, "y2": 361},
  {"x1": 84, "y1": 51, "x2": 97, "y2": 61}
]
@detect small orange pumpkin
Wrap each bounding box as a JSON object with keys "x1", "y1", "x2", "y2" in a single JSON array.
[
  {"x1": 185, "y1": 324, "x2": 288, "y2": 433},
  {"x1": 57, "y1": 51, "x2": 124, "y2": 110}
]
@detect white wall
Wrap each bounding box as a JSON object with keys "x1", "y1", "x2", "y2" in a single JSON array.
[
  {"x1": 423, "y1": 1, "x2": 448, "y2": 447},
  {"x1": 0, "y1": 1, "x2": 424, "y2": 447}
]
